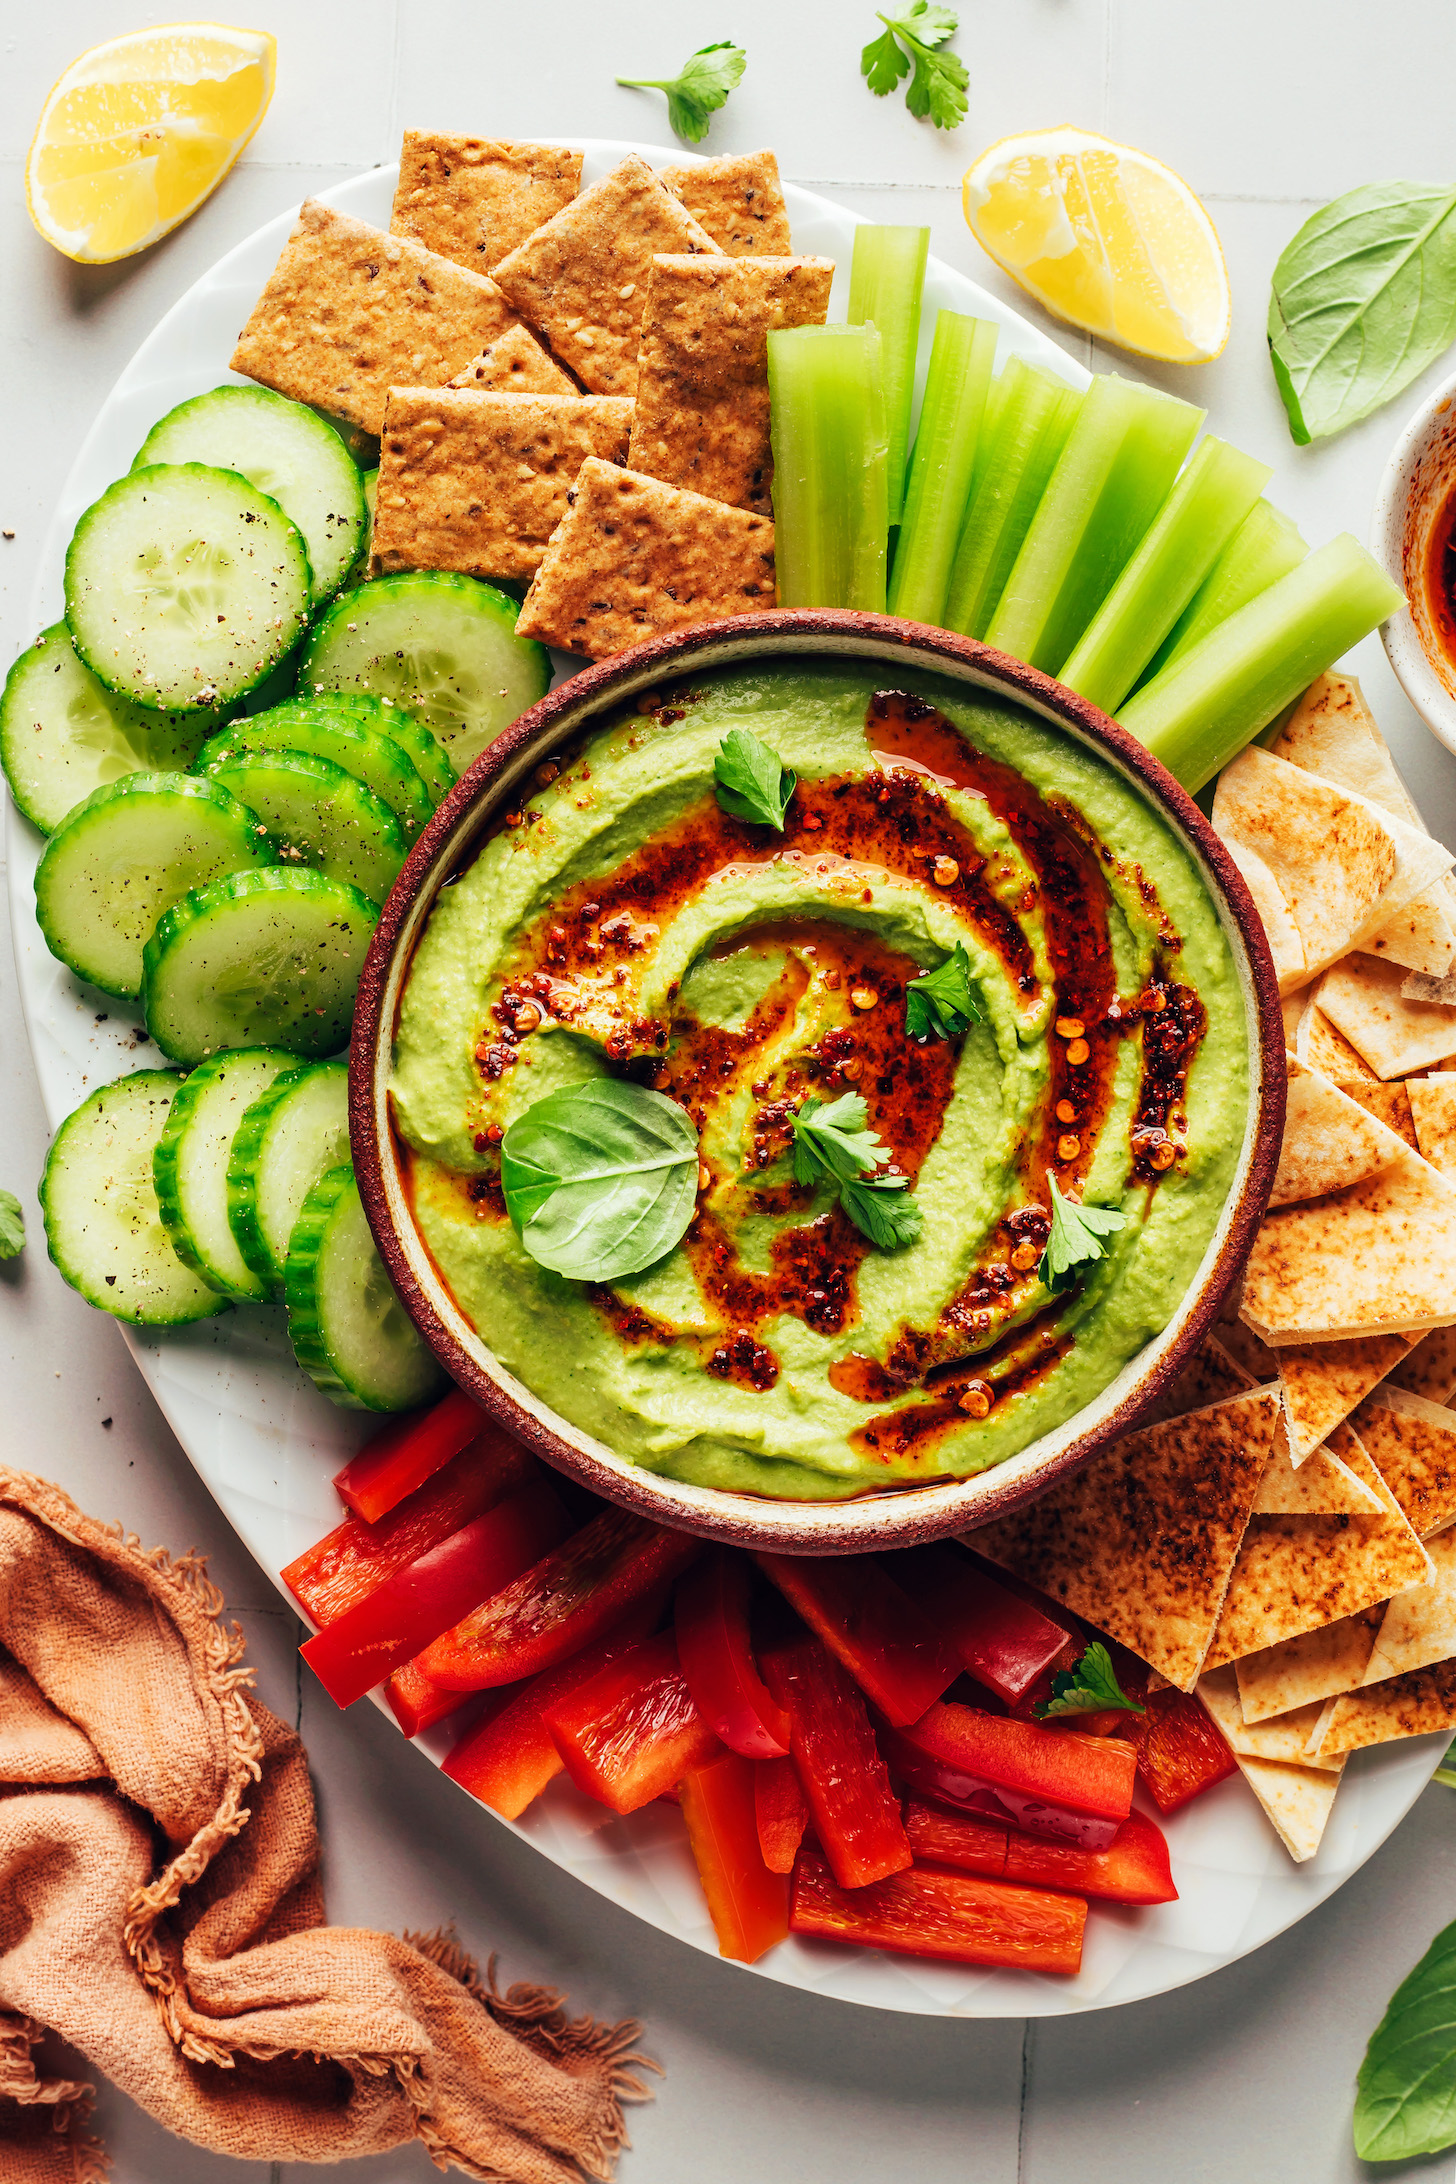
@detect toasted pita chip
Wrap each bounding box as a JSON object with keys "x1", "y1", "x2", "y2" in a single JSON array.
[
  {"x1": 1233, "y1": 1607, "x2": 1383, "y2": 1723},
  {"x1": 1214, "y1": 1295, "x2": 1281, "y2": 1382},
  {"x1": 1198, "y1": 1666, "x2": 1343, "y2": 1770},
  {"x1": 660, "y1": 150, "x2": 793, "y2": 257},
  {"x1": 230, "y1": 200, "x2": 517, "y2": 434},
  {"x1": 1353, "y1": 1385, "x2": 1456, "y2": 1537},
  {"x1": 1199, "y1": 1668, "x2": 1343, "y2": 1858},
  {"x1": 966, "y1": 1389, "x2": 1279, "y2": 1691},
  {"x1": 1404, "y1": 967, "x2": 1456, "y2": 1006},
  {"x1": 448, "y1": 323, "x2": 577, "y2": 395},
  {"x1": 1337, "y1": 1078, "x2": 1419, "y2": 1149},
  {"x1": 1239, "y1": 1138, "x2": 1456, "y2": 1344},
  {"x1": 1390, "y1": 1324, "x2": 1456, "y2": 1403},
  {"x1": 1278, "y1": 1335, "x2": 1412, "y2": 1462},
  {"x1": 1313, "y1": 1655, "x2": 1456, "y2": 1755},
  {"x1": 516, "y1": 458, "x2": 776, "y2": 659},
  {"x1": 391, "y1": 134, "x2": 583, "y2": 271},
  {"x1": 1281, "y1": 992, "x2": 1309, "y2": 1044},
  {"x1": 1270, "y1": 673, "x2": 1424, "y2": 823},
  {"x1": 628, "y1": 254, "x2": 833, "y2": 513},
  {"x1": 372, "y1": 389, "x2": 633, "y2": 582},
  {"x1": 1270, "y1": 1057, "x2": 1404, "y2": 1206},
  {"x1": 1316, "y1": 955, "x2": 1456, "y2": 1080},
  {"x1": 1296, "y1": 999, "x2": 1378, "y2": 1082},
  {"x1": 492, "y1": 154, "x2": 722, "y2": 397},
  {"x1": 1408, "y1": 1074, "x2": 1456, "y2": 1177},
  {"x1": 1254, "y1": 1422, "x2": 1384, "y2": 1513},
  {"x1": 1362, "y1": 891, "x2": 1456, "y2": 977},
  {"x1": 1225, "y1": 839, "x2": 1306, "y2": 990},
  {"x1": 1359, "y1": 1524, "x2": 1456, "y2": 1687},
  {"x1": 1203, "y1": 1424, "x2": 1431, "y2": 1668},
  {"x1": 1136, "y1": 1333, "x2": 1253, "y2": 1429}
]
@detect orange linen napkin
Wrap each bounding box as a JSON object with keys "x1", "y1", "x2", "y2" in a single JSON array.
[{"x1": 0, "y1": 1467, "x2": 653, "y2": 2181}]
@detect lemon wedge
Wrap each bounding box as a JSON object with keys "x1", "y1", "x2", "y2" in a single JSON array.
[
  {"x1": 26, "y1": 22, "x2": 276, "y2": 264},
  {"x1": 962, "y1": 125, "x2": 1231, "y2": 365}
]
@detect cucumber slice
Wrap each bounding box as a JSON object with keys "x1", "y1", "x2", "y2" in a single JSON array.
[
  {"x1": 133, "y1": 387, "x2": 367, "y2": 608},
  {"x1": 143, "y1": 867, "x2": 377, "y2": 1065},
  {"x1": 65, "y1": 463, "x2": 312, "y2": 710},
  {"x1": 320, "y1": 691, "x2": 456, "y2": 803},
  {"x1": 285, "y1": 1164, "x2": 444, "y2": 1410},
  {"x1": 199, "y1": 748, "x2": 407, "y2": 905},
  {"x1": 34, "y1": 772, "x2": 275, "y2": 999},
  {"x1": 298, "y1": 572, "x2": 549, "y2": 775},
  {"x1": 195, "y1": 705, "x2": 433, "y2": 838},
  {"x1": 341, "y1": 468, "x2": 377, "y2": 589},
  {"x1": 153, "y1": 1047, "x2": 298, "y2": 1298},
  {"x1": 1, "y1": 623, "x2": 228, "y2": 835},
  {"x1": 40, "y1": 1070, "x2": 227, "y2": 1325},
  {"x1": 227, "y1": 1058, "x2": 350, "y2": 1293}
]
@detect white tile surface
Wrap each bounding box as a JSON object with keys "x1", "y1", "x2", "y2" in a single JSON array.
[{"x1": 6, "y1": 3, "x2": 1456, "y2": 2178}]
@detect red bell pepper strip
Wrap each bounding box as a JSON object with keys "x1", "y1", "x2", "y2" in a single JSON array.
[
  {"x1": 680, "y1": 1752, "x2": 791, "y2": 1963},
  {"x1": 419, "y1": 1509, "x2": 703, "y2": 1692},
  {"x1": 899, "y1": 1545, "x2": 1077, "y2": 1705},
  {"x1": 903, "y1": 1799, "x2": 1177, "y2": 1905},
  {"x1": 301, "y1": 1478, "x2": 569, "y2": 1708},
  {"x1": 674, "y1": 1551, "x2": 789, "y2": 1759},
  {"x1": 754, "y1": 1756, "x2": 809, "y2": 1875},
  {"x1": 882, "y1": 1701, "x2": 1136, "y2": 1850},
  {"x1": 755, "y1": 1552, "x2": 958, "y2": 1727},
  {"x1": 282, "y1": 1439, "x2": 536, "y2": 1627},
  {"x1": 385, "y1": 1657, "x2": 470, "y2": 1740},
  {"x1": 760, "y1": 1637, "x2": 910, "y2": 1889},
  {"x1": 542, "y1": 1631, "x2": 721, "y2": 1813},
  {"x1": 790, "y1": 1848, "x2": 1086, "y2": 1975},
  {"x1": 441, "y1": 1607, "x2": 663, "y2": 1815},
  {"x1": 1122, "y1": 1687, "x2": 1237, "y2": 1814},
  {"x1": 334, "y1": 1386, "x2": 496, "y2": 1523}
]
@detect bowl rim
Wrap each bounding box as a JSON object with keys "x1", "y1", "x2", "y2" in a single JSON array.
[
  {"x1": 1372, "y1": 363, "x2": 1456, "y2": 754},
  {"x1": 349, "y1": 608, "x2": 1284, "y2": 1554}
]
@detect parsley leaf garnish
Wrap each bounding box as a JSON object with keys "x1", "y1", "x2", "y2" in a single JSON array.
[
  {"x1": 860, "y1": 5, "x2": 968, "y2": 130},
  {"x1": 1038, "y1": 1173, "x2": 1128, "y2": 1294},
  {"x1": 1036, "y1": 1641, "x2": 1144, "y2": 1720},
  {"x1": 905, "y1": 943, "x2": 982, "y2": 1041},
  {"x1": 791, "y1": 1093, "x2": 923, "y2": 1249},
  {"x1": 617, "y1": 41, "x2": 747, "y2": 145},
  {"x1": 0, "y1": 1188, "x2": 24, "y2": 1261},
  {"x1": 713, "y1": 726, "x2": 796, "y2": 831}
]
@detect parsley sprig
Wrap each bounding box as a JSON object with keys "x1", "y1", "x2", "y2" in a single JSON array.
[
  {"x1": 617, "y1": 41, "x2": 747, "y2": 145},
  {"x1": 792, "y1": 1092, "x2": 923, "y2": 1250},
  {"x1": 860, "y1": 4, "x2": 968, "y2": 130},
  {"x1": 1038, "y1": 1173, "x2": 1128, "y2": 1294},
  {"x1": 1035, "y1": 1641, "x2": 1144, "y2": 1721},
  {"x1": 905, "y1": 943, "x2": 982, "y2": 1041},
  {"x1": 714, "y1": 727, "x2": 796, "y2": 831}
]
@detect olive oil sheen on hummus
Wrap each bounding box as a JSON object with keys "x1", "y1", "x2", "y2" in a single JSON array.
[{"x1": 390, "y1": 663, "x2": 1247, "y2": 1501}]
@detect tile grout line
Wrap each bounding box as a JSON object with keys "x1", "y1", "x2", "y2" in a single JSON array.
[{"x1": 1016, "y1": 2018, "x2": 1035, "y2": 2183}]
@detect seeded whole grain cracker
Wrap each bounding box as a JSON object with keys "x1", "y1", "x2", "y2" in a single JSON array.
[
  {"x1": 230, "y1": 199, "x2": 520, "y2": 434},
  {"x1": 516, "y1": 457, "x2": 776, "y2": 660},
  {"x1": 627, "y1": 253, "x2": 833, "y2": 514},
  {"x1": 1316, "y1": 955, "x2": 1456, "y2": 1080},
  {"x1": 372, "y1": 389, "x2": 633, "y2": 583},
  {"x1": 1312, "y1": 1655, "x2": 1456, "y2": 1756},
  {"x1": 1234, "y1": 1606, "x2": 1383, "y2": 1723},
  {"x1": 448, "y1": 323, "x2": 577, "y2": 395},
  {"x1": 1277, "y1": 1335, "x2": 1412, "y2": 1463},
  {"x1": 1358, "y1": 1523, "x2": 1456, "y2": 1687},
  {"x1": 966, "y1": 1387, "x2": 1280, "y2": 1691},
  {"x1": 1199, "y1": 1668, "x2": 1344, "y2": 1858},
  {"x1": 391, "y1": 133, "x2": 583, "y2": 271},
  {"x1": 1353, "y1": 1386, "x2": 1456, "y2": 1538},
  {"x1": 492, "y1": 154, "x2": 723, "y2": 398},
  {"x1": 660, "y1": 150, "x2": 793, "y2": 257},
  {"x1": 1409, "y1": 1073, "x2": 1456, "y2": 1176}
]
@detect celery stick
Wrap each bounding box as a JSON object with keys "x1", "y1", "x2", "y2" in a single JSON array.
[
  {"x1": 767, "y1": 324, "x2": 889, "y2": 612},
  {"x1": 968, "y1": 367, "x2": 1010, "y2": 502},
  {"x1": 986, "y1": 377, "x2": 1203, "y2": 673},
  {"x1": 1117, "y1": 534, "x2": 1406, "y2": 793},
  {"x1": 1060, "y1": 437, "x2": 1271, "y2": 714},
  {"x1": 848, "y1": 225, "x2": 930, "y2": 527},
  {"x1": 1142, "y1": 500, "x2": 1308, "y2": 683},
  {"x1": 944, "y1": 360, "x2": 1082, "y2": 640},
  {"x1": 888, "y1": 313, "x2": 998, "y2": 627}
]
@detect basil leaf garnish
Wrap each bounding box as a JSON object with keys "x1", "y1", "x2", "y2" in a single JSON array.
[
  {"x1": 500, "y1": 1079, "x2": 699, "y2": 1282},
  {"x1": 1355, "y1": 1918, "x2": 1456, "y2": 2161},
  {"x1": 1269, "y1": 182, "x2": 1456, "y2": 444}
]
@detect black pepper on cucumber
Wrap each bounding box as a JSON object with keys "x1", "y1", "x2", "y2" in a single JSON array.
[
  {"x1": 153, "y1": 1046, "x2": 299, "y2": 1298},
  {"x1": 195, "y1": 701, "x2": 435, "y2": 839},
  {"x1": 226, "y1": 1058, "x2": 350, "y2": 1295},
  {"x1": 197, "y1": 745, "x2": 408, "y2": 905},
  {"x1": 285, "y1": 1162, "x2": 444, "y2": 1411}
]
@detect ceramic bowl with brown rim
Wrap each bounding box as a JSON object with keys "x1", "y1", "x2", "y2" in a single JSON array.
[
  {"x1": 351, "y1": 610, "x2": 1283, "y2": 1555},
  {"x1": 1373, "y1": 365, "x2": 1456, "y2": 752}
]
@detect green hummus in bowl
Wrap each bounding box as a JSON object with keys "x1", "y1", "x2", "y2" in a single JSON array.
[{"x1": 354, "y1": 613, "x2": 1282, "y2": 1552}]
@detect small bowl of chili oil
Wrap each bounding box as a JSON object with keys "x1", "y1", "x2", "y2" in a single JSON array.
[{"x1": 1374, "y1": 366, "x2": 1456, "y2": 754}]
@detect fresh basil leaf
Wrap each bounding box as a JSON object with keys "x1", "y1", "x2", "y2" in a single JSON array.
[
  {"x1": 905, "y1": 944, "x2": 982, "y2": 1041},
  {"x1": 1036, "y1": 1641, "x2": 1144, "y2": 1720},
  {"x1": 841, "y1": 1173, "x2": 923, "y2": 1249},
  {"x1": 617, "y1": 41, "x2": 746, "y2": 146},
  {"x1": 1269, "y1": 182, "x2": 1456, "y2": 444},
  {"x1": 0, "y1": 1189, "x2": 23, "y2": 1261},
  {"x1": 500, "y1": 1079, "x2": 699, "y2": 1282},
  {"x1": 791, "y1": 1092, "x2": 888, "y2": 1185},
  {"x1": 713, "y1": 726, "x2": 796, "y2": 831},
  {"x1": 1355, "y1": 1918, "x2": 1456, "y2": 2161},
  {"x1": 1038, "y1": 1172, "x2": 1128, "y2": 1294}
]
